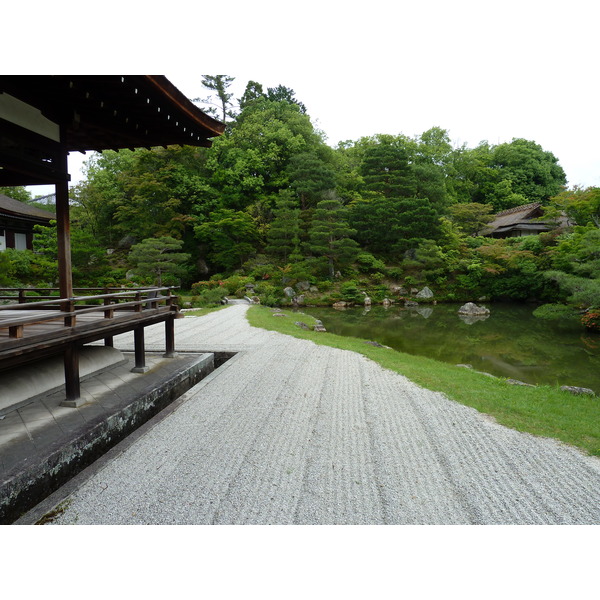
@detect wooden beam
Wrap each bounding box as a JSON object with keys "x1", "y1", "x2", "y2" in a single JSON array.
[{"x1": 55, "y1": 127, "x2": 73, "y2": 301}]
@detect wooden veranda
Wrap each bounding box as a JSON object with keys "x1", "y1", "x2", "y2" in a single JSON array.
[{"x1": 0, "y1": 76, "x2": 224, "y2": 405}]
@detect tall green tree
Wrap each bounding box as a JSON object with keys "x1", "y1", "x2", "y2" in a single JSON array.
[
  {"x1": 195, "y1": 75, "x2": 236, "y2": 123},
  {"x1": 360, "y1": 143, "x2": 417, "y2": 198},
  {"x1": 74, "y1": 146, "x2": 214, "y2": 248},
  {"x1": 287, "y1": 152, "x2": 336, "y2": 209},
  {"x1": 128, "y1": 236, "x2": 190, "y2": 286},
  {"x1": 239, "y1": 80, "x2": 265, "y2": 110},
  {"x1": 350, "y1": 195, "x2": 442, "y2": 256},
  {"x1": 307, "y1": 196, "x2": 359, "y2": 278},
  {"x1": 194, "y1": 209, "x2": 260, "y2": 271},
  {"x1": 266, "y1": 85, "x2": 307, "y2": 114},
  {"x1": 265, "y1": 190, "x2": 302, "y2": 261},
  {"x1": 207, "y1": 95, "x2": 326, "y2": 209},
  {"x1": 490, "y1": 138, "x2": 567, "y2": 204},
  {"x1": 549, "y1": 186, "x2": 600, "y2": 228}
]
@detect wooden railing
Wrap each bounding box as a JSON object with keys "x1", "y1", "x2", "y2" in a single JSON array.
[{"x1": 0, "y1": 287, "x2": 179, "y2": 340}]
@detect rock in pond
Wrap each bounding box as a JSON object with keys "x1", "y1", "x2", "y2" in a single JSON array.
[
  {"x1": 333, "y1": 301, "x2": 350, "y2": 309},
  {"x1": 458, "y1": 302, "x2": 490, "y2": 316},
  {"x1": 416, "y1": 286, "x2": 434, "y2": 299}
]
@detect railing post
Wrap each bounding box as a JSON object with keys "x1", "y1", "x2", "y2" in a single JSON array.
[
  {"x1": 103, "y1": 295, "x2": 114, "y2": 319},
  {"x1": 9, "y1": 325, "x2": 23, "y2": 339},
  {"x1": 131, "y1": 325, "x2": 149, "y2": 373},
  {"x1": 60, "y1": 342, "x2": 84, "y2": 407},
  {"x1": 18, "y1": 289, "x2": 25, "y2": 304},
  {"x1": 63, "y1": 298, "x2": 76, "y2": 327}
]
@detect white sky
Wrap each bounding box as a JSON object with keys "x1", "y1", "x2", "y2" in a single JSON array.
[{"x1": 11, "y1": 0, "x2": 599, "y2": 198}]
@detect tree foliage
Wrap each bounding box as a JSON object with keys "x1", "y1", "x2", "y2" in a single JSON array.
[
  {"x1": 195, "y1": 75, "x2": 236, "y2": 122},
  {"x1": 307, "y1": 196, "x2": 359, "y2": 278},
  {"x1": 194, "y1": 209, "x2": 260, "y2": 271},
  {"x1": 128, "y1": 236, "x2": 190, "y2": 286}
]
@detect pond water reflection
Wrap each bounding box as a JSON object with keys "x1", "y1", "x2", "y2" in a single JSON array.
[{"x1": 302, "y1": 303, "x2": 600, "y2": 393}]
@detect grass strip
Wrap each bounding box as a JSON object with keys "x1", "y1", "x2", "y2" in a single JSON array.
[
  {"x1": 247, "y1": 306, "x2": 600, "y2": 456},
  {"x1": 182, "y1": 306, "x2": 228, "y2": 317}
]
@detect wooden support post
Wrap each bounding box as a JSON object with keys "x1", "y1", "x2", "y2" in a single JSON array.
[
  {"x1": 132, "y1": 325, "x2": 149, "y2": 373},
  {"x1": 163, "y1": 315, "x2": 177, "y2": 358},
  {"x1": 60, "y1": 342, "x2": 84, "y2": 407},
  {"x1": 55, "y1": 134, "x2": 73, "y2": 302},
  {"x1": 104, "y1": 336, "x2": 114, "y2": 347}
]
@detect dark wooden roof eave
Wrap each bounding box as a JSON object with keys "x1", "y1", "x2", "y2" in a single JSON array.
[{"x1": 0, "y1": 75, "x2": 225, "y2": 153}]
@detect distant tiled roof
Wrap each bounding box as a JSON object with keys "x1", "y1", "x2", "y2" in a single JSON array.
[
  {"x1": 480, "y1": 202, "x2": 571, "y2": 237},
  {"x1": 495, "y1": 202, "x2": 542, "y2": 217},
  {"x1": 487, "y1": 203, "x2": 543, "y2": 229},
  {"x1": 0, "y1": 194, "x2": 56, "y2": 221}
]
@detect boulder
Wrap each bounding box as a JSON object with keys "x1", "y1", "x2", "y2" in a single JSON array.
[
  {"x1": 309, "y1": 286, "x2": 319, "y2": 293},
  {"x1": 458, "y1": 302, "x2": 490, "y2": 316},
  {"x1": 506, "y1": 379, "x2": 535, "y2": 387},
  {"x1": 293, "y1": 294, "x2": 305, "y2": 306},
  {"x1": 382, "y1": 298, "x2": 391, "y2": 307},
  {"x1": 410, "y1": 288, "x2": 419, "y2": 296},
  {"x1": 404, "y1": 300, "x2": 419, "y2": 307},
  {"x1": 560, "y1": 385, "x2": 595, "y2": 396},
  {"x1": 416, "y1": 286, "x2": 434, "y2": 299},
  {"x1": 364, "y1": 296, "x2": 372, "y2": 306},
  {"x1": 295, "y1": 321, "x2": 310, "y2": 330},
  {"x1": 313, "y1": 319, "x2": 326, "y2": 332},
  {"x1": 365, "y1": 340, "x2": 387, "y2": 348},
  {"x1": 296, "y1": 281, "x2": 311, "y2": 291},
  {"x1": 333, "y1": 301, "x2": 349, "y2": 309},
  {"x1": 283, "y1": 287, "x2": 295, "y2": 298}
]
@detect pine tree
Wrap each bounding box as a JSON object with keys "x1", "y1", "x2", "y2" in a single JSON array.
[
  {"x1": 129, "y1": 236, "x2": 190, "y2": 286},
  {"x1": 360, "y1": 143, "x2": 417, "y2": 198},
  {"x1": 265, "y1": 191, "x2": 302, "y2": 262},
  {"x1": 308, "y1": 195, "x2": 359, "y2": 278}
]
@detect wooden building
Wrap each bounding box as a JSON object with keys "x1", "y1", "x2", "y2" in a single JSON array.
[
  {"x1": 0, "y1": 75, "x2": 225, "y2": 405},
  {"x1": 481, "y1": 202, "x2": 572, "y2": 238},
  {"x1": 0, "y1": 193, "x2": 55, "y2": 251}
]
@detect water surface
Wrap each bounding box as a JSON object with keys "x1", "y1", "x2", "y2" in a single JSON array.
[{"x1": 303, "y1": 303, "x2": 600, "y2": 393}]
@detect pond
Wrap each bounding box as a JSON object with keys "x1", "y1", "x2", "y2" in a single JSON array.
[{"x1": 302, "y1": 303, "x2": 600, "y2": 394}]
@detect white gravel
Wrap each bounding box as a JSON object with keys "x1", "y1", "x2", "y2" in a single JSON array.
[{"x1": 50, "y1": 305, "x2": 600, "y2": 524}]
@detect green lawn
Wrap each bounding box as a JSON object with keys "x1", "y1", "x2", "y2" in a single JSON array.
[
  {"x1": 247, "y1": 306, "x2": 600, "y2": 456},
  {"x1": 182, "y1": 305, "x2": 228, "y2": 317}
]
